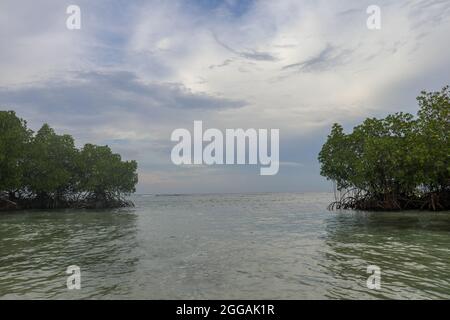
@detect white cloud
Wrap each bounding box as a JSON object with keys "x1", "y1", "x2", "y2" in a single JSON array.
[{"x1": 1, "y1": 0, "x2": 449, "y2": 193}]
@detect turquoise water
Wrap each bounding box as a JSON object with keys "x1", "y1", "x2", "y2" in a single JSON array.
[{"x1": 0, "y1": 193, "x2": 449, "y2": 299}]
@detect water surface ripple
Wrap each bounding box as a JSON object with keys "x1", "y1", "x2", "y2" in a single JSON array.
[{"x1": 1, "y1": 193, "x2": 449, "y2": 299}]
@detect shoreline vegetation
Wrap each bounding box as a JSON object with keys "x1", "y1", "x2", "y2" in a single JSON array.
[
  {"x1": 319, "y1": 86, "x2": 449, "y2": 211},
  {"x1": 1, "y1": 87, "x2": 448, "y2": 213},
  {"x1": 0, "y1": 112, "x2": 138, "y2": 211}
]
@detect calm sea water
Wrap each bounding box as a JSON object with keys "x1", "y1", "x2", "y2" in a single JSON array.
[{"x1": 0, "y1": 193, "x2": 449, "y2": 299}]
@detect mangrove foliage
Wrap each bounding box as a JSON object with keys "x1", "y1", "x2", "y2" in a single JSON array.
[
  {"x1": 319, "y1": 86, "x2": 449, "y2": 211},
  {"x1": 0, "y1": 111, "x2": 138, "y2": 210}
]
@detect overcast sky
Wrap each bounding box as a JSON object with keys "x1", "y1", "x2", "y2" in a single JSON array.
[{"x1": 1, "y1": 0, "x2": 449, "y2": 194}]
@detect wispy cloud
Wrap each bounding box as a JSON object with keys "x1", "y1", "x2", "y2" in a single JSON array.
[
  {"x1": 1, "y1": 0, "x2": 449, "y2": 193},
  {"x1": 212, "y1": 33, "x2": 278, "y2": 61},
  {"x1": 281, "y1": 44, "x2": 353, "y2": 72},
  {"x1": 0, "y1": 70, "x2": 245, "y2": 114}
]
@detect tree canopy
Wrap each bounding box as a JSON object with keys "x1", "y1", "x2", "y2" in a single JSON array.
[
  {"x1": 0, "y1": 112, "x2": 138, "y2": 209},
  {"x1": 0, "y1": 111, "x2": 32, "y2": 194},
  {"x1": 319, "y1": 86, "x2": 449, "y2": 211}
]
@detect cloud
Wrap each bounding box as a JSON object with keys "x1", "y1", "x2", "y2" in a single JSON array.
[
  {"x1": 0, "y1": 0, "x2": 89, "y2": 85},
  {"x1": 0, "y1": 69, "x2": 246, "y2": 158},
  {"x1": 1, "y1": 0, "x2": 449, "y2": 193},
  {"x1": 0, "y1": 70, "x2": 245, "y2": 118},
  {"x1": 209, "y1": 59, "x2": 234, "y2": 69},
  {"x1": 281, "y1": 44, "x2": 353, "y2": 72},
  {"x1": 212, "y1": 33, "x2": 278, "y2": 61}
]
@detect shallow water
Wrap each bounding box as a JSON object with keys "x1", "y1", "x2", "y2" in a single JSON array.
[{"x1": 0, "y1": 193, "x2": 449, "y2": 299}]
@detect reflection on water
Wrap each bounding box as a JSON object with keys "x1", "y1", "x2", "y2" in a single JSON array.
[
  {"x1": 325, "y1": 212, "x2": 450, "y2": 299},
  {"x1": 0, "y1": 209, "x2": 139, "y2": 299},
  {"x1": 0, "y1": 193, "x2": 449, "y2": 299},
  {"x1": 323, "y1": 212, "x2": 450, "y2": 299}
]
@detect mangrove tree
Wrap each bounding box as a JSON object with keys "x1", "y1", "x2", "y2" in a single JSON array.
[
  {"x1": 318, "y1": 86, "x2": 449, "y2": 211},
  {"x1": 0, "y1": 111, "x2": 138, "y2": 210}
]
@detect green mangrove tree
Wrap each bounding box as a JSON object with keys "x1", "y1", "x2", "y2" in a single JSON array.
[
  {"x1": 0, "y1": 111, "x2": 138, "y2": 210},
  {"x1": 319, "y1": 86, "x2": 449, "y2": 211}
]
